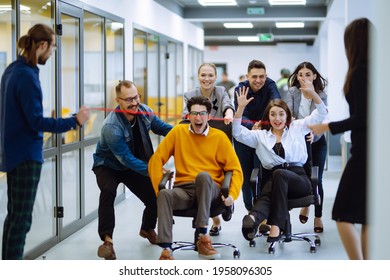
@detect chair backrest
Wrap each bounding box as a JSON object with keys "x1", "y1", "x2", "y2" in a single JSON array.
[{"x1": 179, "y1": 118, "x2": 232, "y2": 143}]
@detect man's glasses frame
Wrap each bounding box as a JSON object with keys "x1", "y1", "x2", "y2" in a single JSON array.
[
  {"x1": 117, "y1": 95, "x2": 140, "y2": 103},
  {"x1": 189, "y1": 111, "x2": 208, "y2": 117}
]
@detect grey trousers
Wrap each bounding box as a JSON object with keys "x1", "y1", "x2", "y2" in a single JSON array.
[{"x1": 156, "y1": 172, "x2": 221, "y2": 244}]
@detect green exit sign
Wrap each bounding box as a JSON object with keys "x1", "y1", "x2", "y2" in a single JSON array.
[
  {"x1": 258, "y1": 33, "x2": 274, "y2": 42},
  {"x1": 247, "y1": 7, "x2": 265, "y2": 15}
]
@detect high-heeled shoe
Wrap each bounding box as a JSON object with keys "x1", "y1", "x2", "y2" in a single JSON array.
[
  {"x1": 242, "y1": 215, "x2": 258, "y2": 241},
  {"x1": 299, "y1": 207, "x2": 309, "y2": 224},
  {"x1": 267, "y1": 225, "x2": 282, "y2": 242},
  {"x1": 314, "y1": 217, "x2": 324, "y2": 233},
  {"x1": 266, "y1": 233, "x2": 282, "y2": 243}
]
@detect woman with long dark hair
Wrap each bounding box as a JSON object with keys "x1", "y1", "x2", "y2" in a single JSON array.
[
  {"x1": 286, "y1": 61, "x2": 328, "y2": 233},
  {"x1": 233, "y1": 83, "x2": 327, "y2": 242},
  {"x1": 309, "y1": 18, "x2": 371, "y2": 259}
]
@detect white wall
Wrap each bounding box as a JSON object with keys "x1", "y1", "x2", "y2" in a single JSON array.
[
  {"x1": 204, "y1": 44, "x2": 319, "y2": 88},
  {"x1": 369, "y1": 0, "x2": 390, "y2": 260}
]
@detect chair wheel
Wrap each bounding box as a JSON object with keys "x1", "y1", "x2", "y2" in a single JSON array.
[
  {"x1": 249, "y1": 240, "x2": 256, "y2": 247},
  {"x1": 268, "y1": 247, "x2": 275, "y2": 254},
  {"x1": 233, "y1": 250, "x2": 240, "y2": 258},
  {"x1": 315, "y1": 239, "x2": 321, "y2": 246},
  {"x1": 310, "y1": 246, "x2": 317, "y2": 253}
]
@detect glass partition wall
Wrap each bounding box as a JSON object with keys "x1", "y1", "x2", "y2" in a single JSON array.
[
  {"x1": 0, "y1": 0, "x2": 124, "y2": 259},
  {"x1": 133, "y1": 28, "x2": 184, "y2": 129}
]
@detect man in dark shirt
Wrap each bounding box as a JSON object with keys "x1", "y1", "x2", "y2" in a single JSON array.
[
  {"x1": 0, "y1": 24, "x2": 89, "y2": 260},
  {"x1": 233, "y1": 60, "x2": 280, "y2": 212}
]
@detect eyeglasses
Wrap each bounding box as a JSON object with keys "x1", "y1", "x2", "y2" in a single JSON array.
[
  {"x1": 189, "y1": 111, "x2": 208, "y2": 117},
  {"x1": 118, "y1": 95, "x2": 140, "y2": 103}
]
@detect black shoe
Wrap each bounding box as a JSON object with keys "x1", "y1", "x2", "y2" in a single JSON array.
[
  {"x1": 266, "y1": 233, "x2": 282, "y2": 243},
  {"x1": 222, "y1": 204, "x2": 234, "y2": 221},
  {"x1": 209, "y1": 225, "x2": 221, "y2": 236},
  {"x1": 242, "y1": 215, "x2": 258, "y2": 241}
]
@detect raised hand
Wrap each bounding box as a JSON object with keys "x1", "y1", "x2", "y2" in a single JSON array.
[
  {"x1": 235, "y1": 86, "x2": 253, "y2": 108},
  {"x1": 300, "y1": 79, "x2": 316, "y2": 99}
]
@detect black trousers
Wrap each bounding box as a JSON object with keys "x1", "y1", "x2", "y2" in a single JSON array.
[
  {"x1": 250, "y1": 166, "x2": 311, "y2": 230},
  {"x1": 93, "y1": 166, "x2": 157, "y2": 241}
]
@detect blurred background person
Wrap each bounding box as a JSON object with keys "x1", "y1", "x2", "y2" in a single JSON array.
[{"x1": 277, "y1": 68, "x2": 291, "y2": 102}]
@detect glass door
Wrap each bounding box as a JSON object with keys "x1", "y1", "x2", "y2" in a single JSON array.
[
  {"x1": 159, "y1": 39, "x2": 179, "y2": 125},
  {"x1": 57, "y1": 2, "x2": 83, "y2": 238}
]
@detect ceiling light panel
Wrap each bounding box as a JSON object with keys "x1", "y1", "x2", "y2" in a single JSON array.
[
  {"x1": 268, "y1": 0, "x2": 306, "y2": 5},
  {"x1": 223, "y1": 22, "x2": 253, "y2": 28},
  {"x1": 198, "y1": 0, "x2": 237, "y2": 6},
  {"x1": 237, "y1": 36, "x2": 260, "y2": 42},
  {"x1": 276, "y1": 22, "x2": 305, "y2": 28}
]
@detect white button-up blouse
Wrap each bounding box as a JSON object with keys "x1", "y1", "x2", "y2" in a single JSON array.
[{"x1": 232, "y1": 102, "x2": 328, "y2": 170}]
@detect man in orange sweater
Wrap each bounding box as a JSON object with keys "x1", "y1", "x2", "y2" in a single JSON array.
[{"x1": 148, "y1": 96, "x2": 243, "y2": 260}]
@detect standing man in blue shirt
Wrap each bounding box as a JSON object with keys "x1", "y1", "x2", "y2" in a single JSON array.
[
  {"x1": 233, "y1": 60, "x2": 280, "y2": 212},
  {"x1": 92, "y1": 80, "x2": 172, "y2": 260},
  {"x1": 0, "y1": 23, "x2": 90, "y2": 260}
]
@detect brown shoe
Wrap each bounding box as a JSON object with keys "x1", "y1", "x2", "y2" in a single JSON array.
[
  {"x1": 97, "y1": 241, "x2": 116, "y2": 260},
  {"x1": 139, "y1": 229, "x2": 157, "y2": 244},
  {"x1": 159, "y1": 248, "x2": 174, "y2": 260},
  {"x1": 196, "y1": 234, "x2": 220, "y2": 259}
]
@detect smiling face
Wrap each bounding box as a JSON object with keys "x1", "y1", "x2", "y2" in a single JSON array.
[
  {"x1": 247, "y1": 67, "x2": 267, "y2": 92},
  {"x1": 116, "y1": 84, "x2": 140, "y2": 116},
  {"x1": 269, "y1": 105, "x2": 287, "y2": 132},
  {"x1": 198, "y1": 64, "x2": 217, "y2": 91},
  {"x1": 188, "y1": 104, "x2": 210, "y2": 135}
]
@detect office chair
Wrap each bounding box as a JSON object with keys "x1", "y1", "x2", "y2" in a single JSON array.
[
  {"x1": 158, "y1": 119, "x2": 240, "y2": 258},
  {"x1": 248, "y1": 139, "x2": 322, "y2": 254}
]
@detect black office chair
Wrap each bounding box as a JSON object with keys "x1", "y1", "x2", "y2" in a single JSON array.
[
  {"x1": 248, "y1": 138, "x2": 321, "y2": 254},
  {"x1": 158, "y1": 119, "x2": 240, "y2": 258}
]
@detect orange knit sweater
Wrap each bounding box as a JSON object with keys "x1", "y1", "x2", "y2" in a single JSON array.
[{"x1": 148, "y1": 123, "x2": 243, "y2": 200}]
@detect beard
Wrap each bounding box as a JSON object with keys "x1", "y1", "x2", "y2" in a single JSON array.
[
  {"x1": 126, "y1": 103, "x2": 139, "y2": 114},
  {"x1": 38, "y1": 50, "x2": 52, "y2": 65}
]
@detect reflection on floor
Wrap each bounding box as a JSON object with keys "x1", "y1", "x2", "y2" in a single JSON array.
[{"x1": 39, "y1": 156, "x2": 348, "y2": 260}]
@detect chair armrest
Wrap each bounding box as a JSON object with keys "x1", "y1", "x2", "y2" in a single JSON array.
[
  {"x1": 158, "y1": 171, "x2": 174, "y2": 190},
  {"x1": 311, "y1": 166, "x2": 321, "y2": 206},
  {"x1": 221, "y1": 171, "x2": 232, "y2": 198},
  {"x1": 250, "y1": 168, "x2": 260, "y2": 185}
]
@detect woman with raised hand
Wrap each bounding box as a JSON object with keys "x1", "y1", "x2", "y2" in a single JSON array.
[{"x1": 232, "y1": 80, "x2": 327, "y2": 242}]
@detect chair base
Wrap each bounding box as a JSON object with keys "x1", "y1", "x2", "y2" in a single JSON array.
[
  {"x1": 248, "y1": 232, "x2": 321, "y2": 254},
  {"x1": 172, "y1": 241, "x2": 241, "y2": 258}
]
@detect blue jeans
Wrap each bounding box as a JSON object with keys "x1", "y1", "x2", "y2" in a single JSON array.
[
  {"x1": 234, "y1": 140, "x2": 261, "y2": 211},
  {"x1": 312, "y1": 134, "x2": 327, "y2": 218}
]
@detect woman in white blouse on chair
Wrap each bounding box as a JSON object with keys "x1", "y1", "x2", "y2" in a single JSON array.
[{"x1": 232, "y1": 81, "x2": 327, "y2": 242}]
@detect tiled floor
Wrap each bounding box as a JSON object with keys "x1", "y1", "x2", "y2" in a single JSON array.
[{"x1": 38, "y1": 156, "x2": 348, "y2": 260}]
